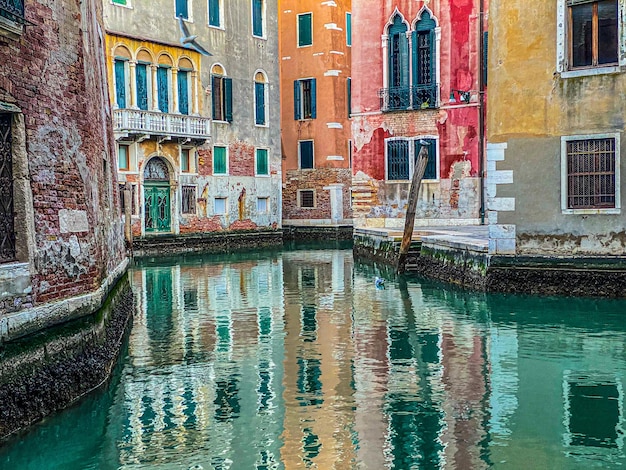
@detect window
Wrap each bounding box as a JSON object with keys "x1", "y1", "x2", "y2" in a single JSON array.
[
  {"x1": 0, "y1": 114, "x2": 15, "y2": 263},
  {"x1": 298, "y1": 13, "x2": 312, "y2": 47},
  {"x1": 299, "y1": 140, "x2": 314, "y2": 169},
  {"x1": 157, "y1": 66, "x2": 169, "y2": 112},
  {"x1": 562, "y1": 135, "x2": 619, "y2": 211},
  {"x1": 294, "y1": 78, "x2": 316, "y2": 120},
  {"x1": 299, "y1": 190, "x2": 315, "y2": 208},
  {"x1": 178, "y1": 69, "x2": 190, "y2": 115},
  {"x1": 347, "y1": 77, "x2": 351, "y2": 116},
  {"x1": 257, "y1": 197, "x2": 269, "y2": 213},
  {"x1": 118, "y1": 144, "x2": 130, "y2": 170},
  {"x1": 214, "y1": 197, "x2": 227, "y2": 215},
  {"x1": 113, "y1": 0, "x2": 127, "y2": 5},
  {"x1": 118, "y1": 183, "x2": 138, "y2": 215},
  {"x1": 213, "y1": 145, "x2": 227, "y2": 175},
  {"x1": 386, "y1": 137, "x2": 438, "y2": 181},
  {"x1": 412, "y1": 12, "x2": 437, "y2": 108},
  {"x1": 256, "y1": 148, "x2": 269, "y2": 175},
  {"x1": 252, "y1": 0, "x2": 264, "y2": 37},
  {"x1": 208, "y1": 0, "x2": 221, "y2": 27},
  {"x1": 114, "y1": 59, "x2": 127, "y2": 108},
  {"x1": 182, "y1": 185, "x2": 196, "y2": 214},
  {"x1": 568, "y1": 0, "x2": 618, "y2": 69},
  {"x1": 346, "y1": 12, "x2": 352, "y2": 46},
  {"x1": 135, "y1": 62, "x2": 149, "y2": 111},
  {"x1": 181, "y1": 148, "x2": 191, "y2": 172},
  {"x1": 176, "y1": 0, "x2": 189, "y2": 19},
  {"x1": 254, "y1": 72, "x2": 267, "y2": 126},
  {"x1": 211, "y1": 65, "x2": 233, "y2": 122}
]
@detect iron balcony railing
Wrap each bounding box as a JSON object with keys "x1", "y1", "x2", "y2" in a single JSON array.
[
  {"x1": 0, "y1": 0, "x2": 25, "y2": 23},
  {"x1": 379, "y1": 84, "x2": 439, "y2": 112},
  {"x1": 114, "y1": 109, "x2": 211, "y2": 139}
]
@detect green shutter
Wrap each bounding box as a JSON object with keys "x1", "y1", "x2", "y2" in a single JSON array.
[
  {"x1": 176, "y1": 0, "x2": 188, "y2": 19},
  {"x1": 256, "y1": 148, "x2": 268, "y2": 175},
  {"x1": 255, "y1": 82, "x2": 265, "y2": 125},
  {"x1": 157, "y1": 67, "x2": 169, "y2": 112},
  {"x1": 310, "y1": 78, "x2": 316, "y2": 119},
  {"x1": 224, "y1": 77, "x2": 233, "y2": 122},
  {"x1": 253, "y1": 0, "x2": 263, "y2": 36},
  {"x1": 298, "y1": 13, "x2": 312, "y2": 47},
  {"x1": 114, "y1": 60, "x2": 126, "y2": 108},
  {"x1": 483, "y1": 31, "x2": 488, "y2": 86},
  {"x1": 346, "y1": 12, "x2": 352, "y2": 46},
  {"x1": 399, "y1": 35, "x2": 408, "y2": 88},
  {"x1": 209, "y1": 0, "x2": 220, "y2": 27},
  {"x1": 214, "y1": 146, "x2": 227, "y2": 174},
  {"x1": 178, "y1": 71, "x2": 189, "y2": 115},
  {"x1": 347, "y1": 77, "x2": 351, "y2": 116},
  {"x1": 294, "y1": 80, "x2": 302, "y2": 120},
  {"x1": 136, "y1": 63, "x2": 148, "y2": 110},
  {"x1": 300, "y1": 141, "x2": 313, "y2": 169},
  {"x1": 416, "y1": 139, "x2": 437, "y2": 179}
]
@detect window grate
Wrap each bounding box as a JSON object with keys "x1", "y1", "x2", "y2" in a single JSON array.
[
  {"x1": 567, "y1": 138, "x2": 616, "y2": 209},
  {"x1": 182, "y1": 185, "x2": 196, "y2": 214},
  {"x1": 0, "y1": 114, "x2": 15, "y2": 263},
  {"x1": 300, "y1": 190, "x2": 314, "y2": 208},
  {"x1": 387, "y1": 140, "x2": 410, "y2": 180},
  {"x1": 0, "y1": 0, "x2": 25, "y2": 24}
]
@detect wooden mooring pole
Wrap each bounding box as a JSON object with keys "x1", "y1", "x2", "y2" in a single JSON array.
[{"x1": 397, "y1": 141, "x2": 430, "y2": 273}]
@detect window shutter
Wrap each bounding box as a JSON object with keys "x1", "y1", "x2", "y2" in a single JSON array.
[
  {"x1": 253, "y1": 0, "x2": 263, "y2": 36},
  {"x1": 411, "y1": 31, "x2": 418, "y2": 86},
  {"x1": 209, "y1": 0, "x2": 220, "y2": 26},
  {"x1": 399, "y1": 34, "x2": 409, "y2": 87},
  {"x1": 135, "y1": 63, "x2": 148, "y2": 110},
  {"x1": 310, "y1": 78, "x2": 317, "y2": 119},
  {"x1": 256, "y1": 148, "x2": 268, "y2": 175},
  {"x1": 114, "y1": 60, "x2": 126, "y2": 108},
  {"x1": 300, "y1": 141, "x2": 314, "y2": 169},
  {"x1": 429, "y1": 30, "x2": 436, "y2": 84},
  {"x1": 178, "y1": 71, "x2": 189, "y2": 115},
  {"x1": 214, "y1": 146, "x2": 226, "y2": 174},
  {"x1": 346, "y1": 12, "x2": 352, "y2": 46},
  {"x1": 176, "y1": 0, "x2": 188, "y2": 19},
  {"x1": 157, "y1": 67, "x2": 169, "y2": 112},
  {"x1": 298, "y1": 13, "x2": 312, "y2": 46},
  {"x1": 255, "y1": 82, "x2": 265, "y2": 125},
  {"x1": 347, "y1": 77, "x2": 351, "y2": 117},
  {"x1": 294, "y1": 80, "x2": 302, "y2": 120},
  {"x1": 483, "y1": 31, "x2": 488, "y2": 86},
  {"x1": 224, "y1": 77, "x2": 233, "y2": 122}
]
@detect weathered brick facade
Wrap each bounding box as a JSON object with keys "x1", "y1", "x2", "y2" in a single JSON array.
[{"x1": 0, "y1": 0, "x2": 127, "y2": 335}]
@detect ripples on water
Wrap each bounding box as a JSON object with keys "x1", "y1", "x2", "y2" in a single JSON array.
[{"x1": 2, "y1": 247, "x2": 626, "y2": 469}]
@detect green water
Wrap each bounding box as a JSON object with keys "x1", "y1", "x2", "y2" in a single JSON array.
[{"x1": 1, "y1": 247, "x2": 626, "y2": 469}]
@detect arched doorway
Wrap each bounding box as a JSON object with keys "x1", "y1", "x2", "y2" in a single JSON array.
[{"x1": 143, "y1": 157, "x2": 171, "y2": 233}]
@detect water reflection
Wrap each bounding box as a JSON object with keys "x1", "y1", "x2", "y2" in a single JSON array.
[{"x1": 1, "y1": 248, "x2": 626, "y2": 469}]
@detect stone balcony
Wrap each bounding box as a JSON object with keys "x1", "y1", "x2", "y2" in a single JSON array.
[{"x1": 113, "y1": 108, "x2": 211, "y2": 143}]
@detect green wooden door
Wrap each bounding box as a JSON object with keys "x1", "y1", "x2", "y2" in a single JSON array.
[{"x1": 144, "y1": 184, "x2": 171, "y2": 233}]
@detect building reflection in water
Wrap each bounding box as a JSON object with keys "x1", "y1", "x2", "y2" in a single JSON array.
[{"x1": 110, "y1": 251, "x2": 626, "y2": 469}]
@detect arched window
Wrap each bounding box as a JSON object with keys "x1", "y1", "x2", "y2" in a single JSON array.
[
  {"x1": 211, "y1": 64, "x2": 233, "y2": 122},
  {"x1": 412, "y1": 10, "x2": 437, "y2": 108},
  {"x1": 254, "y1": 71, "x2": 267, "y2": 126},
  {"x1": 385, "y1": 15, "x2": 409, "y2": 110},
  {"x1": 177, "y1": 57, "x2": 194, "y2": 115}
]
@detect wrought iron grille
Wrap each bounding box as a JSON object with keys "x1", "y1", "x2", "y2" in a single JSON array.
[
  {"x1": 0, "y1": 0, "x2": 25, "y2": 23},
  {"x1": 299, "y1": 190, "x2": 315, "y2": 208},
  {"x1": 387, "y1": 139, "x2": 410, "y2": 180},
  {"x1": 416, "y1": 32, "x2": 432, "y2": 85},
  {"x1": 379, "y1": 84, "x2": 438, "y2": 112},
  {"x1": 0, "y1": 113, "x2": 15, "y2": 263},
  {"x1": 567, "y1": 138, "x2": 616, "y2": 209},
  {"x1": 182, "y1": 185, "x2": 196, "y2": 214}
]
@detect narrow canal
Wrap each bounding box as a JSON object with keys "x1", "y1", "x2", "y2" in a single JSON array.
[{"x1": 1, "y1": 246, "x2": 626, "y2": 469}]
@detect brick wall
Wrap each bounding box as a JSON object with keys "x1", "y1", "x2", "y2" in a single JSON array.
[
  {"x1": 283, "y1": 168, "x2": 352, "y2": 220},
  {"x1": 0, "y1": 0, "x2": 126, "y2": 312}
]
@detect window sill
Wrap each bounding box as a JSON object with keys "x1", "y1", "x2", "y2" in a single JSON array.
[
  {"x1": 560, "y1": 65, "x2": 621, "y2": 79},
  {"x1": 252, "y1": 35, "x2": 267, "y2": 41},
  {"x1": 111, "y1": 2, "x2": 133, "y2": 9},
  {"x1": 0, "y1": 17, "x2": 24, "y2": 38},
  {"x1": 213, "y1": 120, "x2": 231, "y2": 124},
  {"x1": 255, "y1": 173, "x2": 270, "y2": 177},
  {"x1": 561, "y1": 208, "x2": 621, "y2": 215},
  {"x1": 208, "y1": 25, "x2": 225, "y2": 31},
  {"x1": 255, "y1": 123, "x2": 269, "y2": 128}
]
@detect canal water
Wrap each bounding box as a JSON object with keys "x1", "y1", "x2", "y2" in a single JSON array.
[{"x1": 1, "y1": 246, "x2": 626, "y2": 469}]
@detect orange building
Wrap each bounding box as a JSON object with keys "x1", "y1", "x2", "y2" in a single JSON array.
[{"x1": 279, "y1": 0, "x2": 352, "y2": 228}]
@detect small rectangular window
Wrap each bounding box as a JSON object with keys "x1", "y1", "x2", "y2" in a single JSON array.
[
  {"x1": 387, "y1": 139, "x2": 410, "y2": 180},
  {"x1": 299, "y1": 190, "x2": 315, "y2": 208},
  {"x1": 176, "y1": 0, "x2": 189, "y2": 19},
  {"x1": 257, "y1": 197, "x2": 269, "y2": 213},
  {"x1": 118, "y1": 144, "x2": 129, "y2": 170},
  {"x1": 209, "y1": 0, "x2": 221, "y2": 27},
  {"x1": 346, "y1": 12, "x2": 352, "y2": 46},
  {"x1": 568, "y1": 0, "x2": 618, "y2": 69},
  {"x1": 113, "y1": 0, "x2": 127, "y2": 5},
  {"x1": 182, "y1": 185, "x2": 196, "y2": 214},
  {"x1": 0, "y1": 114, "x2": 15, "y2": 263},
  {"x1": 255, "y1": 81, "x2": 266, "y2": 125},
  {"x1": 298, "y1": 13, "x2": 312, "y2": 47},
  {"x1": 415, "y1": 138, "x2": 437, "y2": 180},
  {"x1": 294, "y1": 78, "x2": 316, "y2": 120},
  {"x1": 181, "y1": 148, "x2": 190, "y2": 173},
  {"x1": 214, "y1": 197, "x2": 227, "y2": 215},
  {"x1": 213, "y1": 145, "x2": 227, "y2": 174},
  {"x1": 252, "y1": 0, "x2": 264, "y2": 37},
  {"x1": 299, "y1": 140, "x2": 314, "y2": 169},
  {"x1": 256, "y1": 148, "x2": 269, "y2": 175},
  {"x1": 566, "y1": 137, "x2": 616, "y2": 209}
]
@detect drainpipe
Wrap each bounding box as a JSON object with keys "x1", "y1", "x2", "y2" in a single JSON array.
[{"x1": 478, "y1": 0, "x2": 486, "y2": 225}]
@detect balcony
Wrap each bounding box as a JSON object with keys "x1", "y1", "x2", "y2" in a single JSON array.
[
  {"x1": 113, "y1": 109, "x2": 211, "y2": 142},
  {"x1": 379, "y1": 84, "x2": 439, "y2": 112}
]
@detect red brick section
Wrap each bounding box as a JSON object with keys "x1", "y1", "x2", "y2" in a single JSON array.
[
  {"x1": 283, "y1": 168, "x2": 352, "y2": 220},
  {"x1": 229, "y1": 141, "x2": 255, "y2": 177},
  {"x1": 0, "y1": 0, "x2": 125, "y2": 307},
  {"x1": 180, "y1": 216, "x2": 224, "y2": 233}
]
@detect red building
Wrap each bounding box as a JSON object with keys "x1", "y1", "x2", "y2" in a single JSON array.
[{"x1": 351, "y1": 1, "x2": 488, "y2": 230}]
